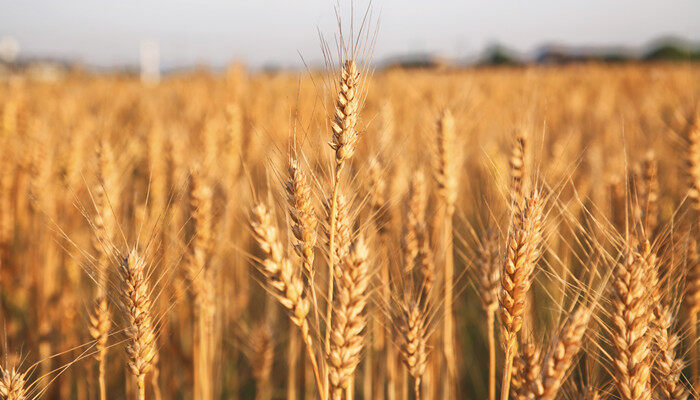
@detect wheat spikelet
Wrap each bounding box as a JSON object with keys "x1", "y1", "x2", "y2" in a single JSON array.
[
  {"x1": 417, "y1": 223, "x2": 435, "y2": 303},
  {"x1": 402, "y1": 171, "x2": 426, "y2": 271},
  {"x1": 477, "y1": 228, "x2": 501, "y2": 313},
  {"x1": 226, "y1": 103, "x2": 243, "y2": 179},
  {"x1": 0, "y1": 366, "x2": 27, "y2": 400},
  {"x1": 329, "y1": 60, "x2": 361, "y2": 168},
  {"x1": 287, "y1": 159, "x2": 318, "y2": 277},
  {"x1": 435, "y1": 110, "x2": 457, "y2": 216},
  {"x1": 396, "y1": 300, "x2": 430, "y2": 400},
  {"x1": 187, "y1": 170, "x2": 213, "y2": 298},
  {"x1": 324, "y1": 193, "x2": 351, "y2": 275},
  {"x1": 250, "y1": 203, "x2": 311, "y2": 337},
  {"x1": 119, "y1": 250, "x2": 158, "y2": 400},
  {"x1": 509, "y1": 131, "x2": 527, "y2": 207},
  {"x1": 652, "y1": 305, "x2": 688, "y2": 400},
  {"x1": 511, "y1": 336, "x2": 540, "y2": 400},
  {"x1": 251, "y1": 324, "x2": 274, "y2": 400},
  {"x1": 500, "y1": 190, "x2": 545, "y2": 343},
  {"x1": 327, "y1": 236, "x2": 369, "y2": 400},
  {"x1": 368, "y1": 158, "x2": 389, "y2": 234},
  {"x1": 686, "y1": 238, "x2": 700, "y2": 311},
  {"x1": 638, "y1": 152, "x2": 658, "y2": 235},
  {"x1": 533, "y1": 306, "x2": 592, "y2": 400},
  {"x1": 611, "y1": 242, "x2": 657, "y2": 400}
]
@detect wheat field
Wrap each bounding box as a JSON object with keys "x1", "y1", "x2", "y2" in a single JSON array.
[{"x1": 0, "y1": 54, "x2": 699, "y2": 400}]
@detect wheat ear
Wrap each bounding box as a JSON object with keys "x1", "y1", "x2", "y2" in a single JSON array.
[
  {"x1": 327, "y1": 236, "x2": 369, "y2": 400},
  {"x1": 476, "y1": 228, "x2": 501, "y2": 400},
  {"x1": 0, "y1": 366, "x2": 27, "y2": 400},
  {"x1": 499, "y1": 190, "x2": 545, "y2": 400},
  {"x1": 533, "y1": 306, "x2": 592, "y2": 400},
  {"x1": 403, "y1": 171, "x2": 427, "y2": 271},
  {"x1": 250, "y1": 324, "x2": 274, "y2": 400},
  {"x1": 250, "y1": 204, "x2": 324, "y2": 399},
  {"x1": 509, "y1": 131, "x2": 527, "y2": 207},
  {"x1": 611, "y1": 242, "x2": 657, "y2": 400},
  {"x1": 397, "y1": 300, "x2": 431, "y2": 400},
  {"x1": 638, "y1": 152, "x2": 658, "y2": 236},
  {"x1": 652, "y1": 305, "x2": 689, "y2": 400},
  {"x1": 511, "y1": 335, "x2": 541, "y2": 400},
  {"x1": 119, "y1": 250, "x2": 157, "y2": 400}
]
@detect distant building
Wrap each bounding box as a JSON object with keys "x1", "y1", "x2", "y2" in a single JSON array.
[
  {"x1": 140, "y1": 40, "x2": 160, "y2": 84},
  {"x1": 0, "y1": 36, "x2": 20, "y2": 63}
]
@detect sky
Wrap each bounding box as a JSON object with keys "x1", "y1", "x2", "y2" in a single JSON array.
[{"x1": 2, "y1": 1, "x2": 700, "y2": 69}]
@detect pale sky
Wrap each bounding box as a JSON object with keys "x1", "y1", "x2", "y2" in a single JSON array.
[{"x1": 2, "y1": 1, "x2": 699, "y2": 69}]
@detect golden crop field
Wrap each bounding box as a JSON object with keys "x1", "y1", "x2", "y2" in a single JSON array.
[{"x1": 0, "y1": 58, "x2": 699, "y2": 400}]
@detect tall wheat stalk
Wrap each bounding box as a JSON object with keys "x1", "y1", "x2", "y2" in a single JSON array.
[
  {"x1": 435, "y1": 109, "x2": 458, "y2": 395},
  {"x1": 499, "y1": 190, "x2": 544, "y2": 400},
  {"x1": 476, "y1": 228, "x2": 500, "y2": 400},
  {"x1": 89, "y1": 140, "x2": 116, "y2": 400},
  {"x1": 325, "y1": 61, "x2": 361, "y2": 395}
]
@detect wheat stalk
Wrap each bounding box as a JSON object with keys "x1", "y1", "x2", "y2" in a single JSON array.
[
  {"x1": 435, "y1": 109, "x2": 458, "y2": 394},
  {"x1": 499, "y1": 189, "x2": 545, "y2": 400},
  {"x1": 90, "y1": 139, "x2": 116, "y2": 400},
  {"x1": 476, "y1": 228, "x2": 501, "y2": 400}
]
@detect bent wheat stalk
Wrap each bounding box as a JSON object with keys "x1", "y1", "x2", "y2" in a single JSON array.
[{"x1": 250, "y1": 204, "x2": 324, "y2": 400}]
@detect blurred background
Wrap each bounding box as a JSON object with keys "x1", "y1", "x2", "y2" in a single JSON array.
[{"x1": 1, "y1": 0, "x2": 700, "y2": 73}]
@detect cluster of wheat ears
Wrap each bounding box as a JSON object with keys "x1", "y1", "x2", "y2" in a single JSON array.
[{"x1": 0, "y1": 32, "x2": 699, "y2": 400}]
